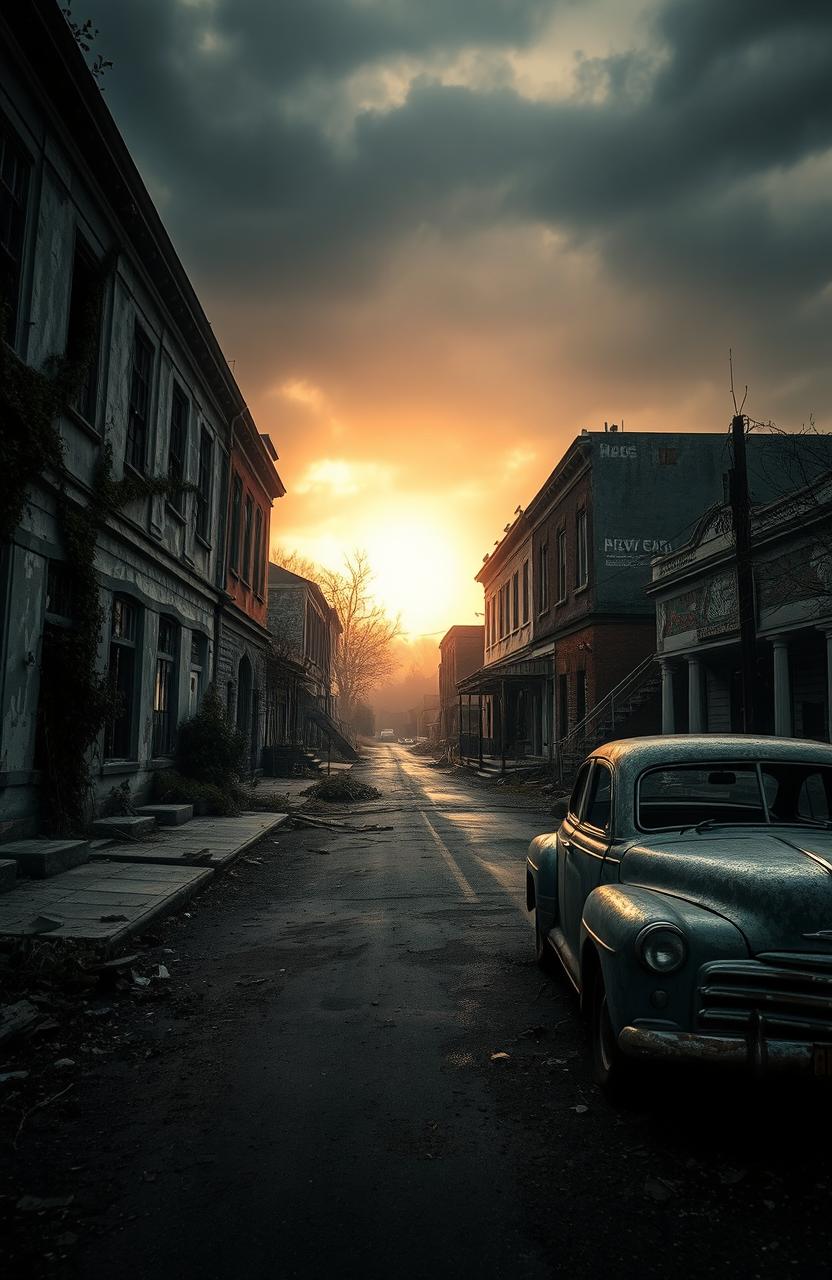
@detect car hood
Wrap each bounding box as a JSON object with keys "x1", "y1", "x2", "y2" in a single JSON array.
[{"x1": 620, "y1": 830, "x2": 832, "y2": 955}]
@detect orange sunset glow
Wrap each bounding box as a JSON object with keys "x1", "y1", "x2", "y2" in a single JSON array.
[{"x1": 96, "y1": 0, "x2": 832, "y2": 658}]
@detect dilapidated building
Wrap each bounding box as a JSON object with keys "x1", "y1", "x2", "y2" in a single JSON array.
[{"x1": 0, "y1": 2, "x2": 283, "y2": 835}]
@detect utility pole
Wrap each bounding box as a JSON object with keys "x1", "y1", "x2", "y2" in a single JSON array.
[{"x1": 729, "y1": 414, "x2": 757, "y2": 733}]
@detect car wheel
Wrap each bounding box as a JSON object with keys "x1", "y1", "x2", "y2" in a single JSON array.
[
  {"x1": 590, "y1": 969, "x2": 631, "y2": 1095},
  {"x1": 534, "y1": 909, "x2": 556, "y2": 972}
]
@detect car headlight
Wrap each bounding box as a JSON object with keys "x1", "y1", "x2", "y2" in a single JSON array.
[{"x1": 636, "y1": 923, "x2": 687, "y2": 974}]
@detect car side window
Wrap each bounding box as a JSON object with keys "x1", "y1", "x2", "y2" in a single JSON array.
[
  {"x1": 569, "y1": 763, "x2": 592, "y2": 821},
  {"x1": 797, "y1": 772, "x2": 831, "y2": 822},
  {"x1": 583, "y1": 763, "x2": 612, "y2": 833}
]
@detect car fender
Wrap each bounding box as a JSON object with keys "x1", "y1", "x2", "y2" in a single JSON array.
[
  {"x1": 580, "y1": 884, "x2": 748, "y2": 1036},
  {"x1": 526, "y1": 830, "x2": 561, "y2": 928}
]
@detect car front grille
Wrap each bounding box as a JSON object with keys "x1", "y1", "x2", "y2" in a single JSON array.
[{"x1": 697, "y1": 958, "x2": 832, "y2": 1041}]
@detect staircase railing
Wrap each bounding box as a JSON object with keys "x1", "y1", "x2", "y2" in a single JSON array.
[{"x1": 554, "y1": 653, "x2": 658, "y2": 780}]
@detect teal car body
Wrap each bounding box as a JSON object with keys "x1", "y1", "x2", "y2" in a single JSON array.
[{"x1": 526, "y1": 735, "x2": 832, "y2": 1085}]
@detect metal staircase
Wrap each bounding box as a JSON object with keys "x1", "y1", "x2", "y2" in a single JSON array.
[{"x1": 554, "y1": 654, "x2": 660, "y2": 781}]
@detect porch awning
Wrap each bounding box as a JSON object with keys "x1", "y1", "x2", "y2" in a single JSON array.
[{"x1": 457, "y1": 655, "x2": 551, "y2": 696}]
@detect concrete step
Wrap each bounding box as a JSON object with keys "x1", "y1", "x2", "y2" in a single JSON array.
[
  {"x1": 135, "y1": 804, "x2": 194, "y2": 827},
  {"x1": 0, "y1": 860, "x2": 17, "y2": 893},
  {"x1": 0, "y1": 839, "x2": 90, "y2": 879},
  {"x1": 91, "y1": 815, "x2": 156, "y2": 840}
]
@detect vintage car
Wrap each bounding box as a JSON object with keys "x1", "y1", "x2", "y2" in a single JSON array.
[{"x1": 526, "y1": 735, "x2": 832, "y2": 1089}]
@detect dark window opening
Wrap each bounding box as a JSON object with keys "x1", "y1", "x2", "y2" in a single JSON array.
[
  {"x1": 538, "y1": 542, "x2": 550, "y2": 612},
  {"x1": 152, "y1": 615, "x2": 177, "y2": 757},
  {"x1": 521, "y1": 560, "x2": 529, "y2": 624},
  {"x1": 242, "y1": 495, "x2": 253, "y2": 583},
  {"x1": 66, "y1": 235, "x2": 102, "y2": 425},
  {"x1": 0, "y1": 119, "x2": 30, "y2": 350},
  {"x1": 659, "y1": 447, "x2": 678, "y2": 466},
  {"x1": 195, "y1": 427, "x2": 213, "y2": 540},
  {"x1": 229, "y1": 474, "x2": 242, "y2": 571},
  {"x1": 127, "y1": 325, "x2": 153, "y2": 472},
  {"x1": 253, "y1": 507, "x2": 263, "y2": 595},
  {"x1": 105, "y1": 596, "x2": 138, "y2": 759},
  {"x1": 45, "y1": 560, "x2": 74, "y2": 622},
  {"x1": 168, "y1": 385, "x2": 188, "y2": 513}
]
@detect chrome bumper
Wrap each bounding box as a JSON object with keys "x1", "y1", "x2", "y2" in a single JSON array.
[{"x1": 619, "y1": 1025, "x2": 825, "y2": 1073}]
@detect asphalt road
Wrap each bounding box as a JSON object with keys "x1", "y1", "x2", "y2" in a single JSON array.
[{"x1": 8, "y1": 745, "x2": 832, "y2": 1279}]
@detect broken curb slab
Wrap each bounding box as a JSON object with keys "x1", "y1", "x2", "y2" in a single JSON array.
[
  {"x1": 88, "y1": 811, "x2": 290, "y2": 870},
  {"x1": 0, "y1": 839, "x2": 90, "y2": 879},
  {"x1": 134, "y1": 804, "x2": 194, "y2": 826},
  {"x1": 91, "y1": 815, "x2": 156, "y2": 839},
  {"x1": 0, "y1": 862, "x2": 213, "y2": 953}
]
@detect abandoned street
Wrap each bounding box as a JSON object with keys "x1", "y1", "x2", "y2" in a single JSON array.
[{"x1": 4, "y1": 745, "x2": 832, "y2": 1279}]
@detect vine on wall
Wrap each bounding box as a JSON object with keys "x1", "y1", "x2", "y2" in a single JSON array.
[{"x1": 1, "y1": 291, "x2": 184, "y2": 834}]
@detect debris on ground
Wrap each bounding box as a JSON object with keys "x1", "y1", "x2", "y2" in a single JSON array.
[
  {"x1": 490, "y1": 1051, "x2": 511, "y2": 1063},
  {"x1": 0, "y1": 999, "x2": 43, "y2": 1046},
  {"x1": 301, "y1": 777, "x2": 382, "y2": 803},
  {"x1": 292, "y1": 814, "x2": 394, "y2": 833}
]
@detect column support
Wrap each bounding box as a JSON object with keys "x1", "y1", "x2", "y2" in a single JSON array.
[
  {"x1": 660, "y1": 659, "x2": 676, "y2": 734},
  {"x1": 687, "y1": 656, "x2": 703, "y2": 733},
  {"x1": 771, "y1": 635, "x2": 792, "y2": 737}
]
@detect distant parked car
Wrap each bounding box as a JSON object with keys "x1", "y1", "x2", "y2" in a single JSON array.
[
  {"x1": 526, "y1": 735, "x2": 832, "y2": 1090},
  {"x1": 379, "y1": 729, "x2": 397, "y2": 742}
]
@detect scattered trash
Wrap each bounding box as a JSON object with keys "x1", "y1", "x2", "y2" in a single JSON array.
[
  {"x1": 53, "y1": 1058, "x2": 76, "y2": 1069},
  {"x1": 131, "y1": 971, "x2": 151, "y2": 988},
  {"x1": 572, "y1": 1104, "x2": 590, "y2": 1115},
  {"x1": 99, "y1": 914, "x2": 128, "y2": 923},
  {"x1": 644, "y1": 1176, "x2": 675, "y2": 1203},
  {"x1": 17, "y1": 1195, "x2": 74, "y2": 1212},
  {"x1": 0, "y1": 1070, "x2": 29, "y2": 1084},
  {"x1": 156, "y1": 964, "x2": 171, "y2": 980},
  {"x1": 241, "y1": 856, "x2": 264, "y2": 865},
  {"x1": 490, "y1": 1051, "x2": 511, "y2": 1062}
]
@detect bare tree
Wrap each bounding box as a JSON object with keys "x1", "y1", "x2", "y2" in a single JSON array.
[{"x1": 272, "y1": 548, "x2": 402, "y2": 724}]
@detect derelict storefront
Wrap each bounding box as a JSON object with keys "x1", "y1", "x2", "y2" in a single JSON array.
[{"x1": 456, "y1": 657, "x2": 552, "y2": 769}]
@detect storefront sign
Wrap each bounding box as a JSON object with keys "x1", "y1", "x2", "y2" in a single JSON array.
[{"x1": 604, "y1": 535, "x2": 673, "y2": 567}]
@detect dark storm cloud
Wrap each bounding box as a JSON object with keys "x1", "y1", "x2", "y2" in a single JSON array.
[{"x1": 97, "y1": 0, "x2": 832, "y2": 315}]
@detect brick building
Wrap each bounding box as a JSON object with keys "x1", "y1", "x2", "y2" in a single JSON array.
[
  {"x1": 459, "y1": 428, "x2": 824, "y2": 771},
  {"x1": 438, "y1": 626, "x2": 484, "y2": 740}
]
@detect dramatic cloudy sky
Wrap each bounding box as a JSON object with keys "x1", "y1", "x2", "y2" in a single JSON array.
[{"x1": 91, "y1": 0, "x2": 832, "y2": 636}]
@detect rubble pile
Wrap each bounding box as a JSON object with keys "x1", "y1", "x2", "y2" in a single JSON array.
[{"x1": 301, "y1": 776, "x2": 382, "y2": 804}]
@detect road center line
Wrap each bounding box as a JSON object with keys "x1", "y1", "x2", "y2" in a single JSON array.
[{"x1": 419, "y1": 810, "x2": 478, "y2": 903}]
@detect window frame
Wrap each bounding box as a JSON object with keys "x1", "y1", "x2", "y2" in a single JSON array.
[
  {"x1": 167, "y1": 383, "x2": 189, "y2": 517},
  {"x1": 556, "y1": 527, "x2": 567, "y2": 603},
  {"x1": 195, "y1": 426, "x2": 213, "y2": 543},
  {"x1": 582, "y1": 760, "x2": 613, "y2": 835},
  {"x1": 152, "y1": 615, "x2": 178, "y2": 758},
  {"x1": 228, "y1": 473, "x2": 242, "y2": 573},
  {"x1": 241, "y1": 493, "x2": 254, "y2": 584},
  {"x1": 105, "y1": 595, "x2": 140, "y2": 760},
  {"x1": 538, "y1": 541, "x2": 549, "y2": 614},
  {"x1": 66, "y1": 232, "x2": 103, "y2": 428},
  {"x1": 575, "y1": 508, "x2": 588, "y2": 590},
  {"x1": 0, "y1": 115, "x2": 32, "y2": 353},
  {"x1": 126, "y1": 323, "x2": 153, "y2": 473}
]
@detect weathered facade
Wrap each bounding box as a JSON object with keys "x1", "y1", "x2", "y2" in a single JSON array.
[
  {"x1": 649, "y1": 474, "x2": 832, "y2": 739},
  {"x1": 461, "y1": 428, "x2": 827, "y2": 770},
  {"x1": 0, "y1": 3, "x2": 283, "y2": 835},
  {"x1": 438, "y1": 626, "x2": 484, "y2": 740},
  {"x1": 264, "y1": 564, "x2": 352, "y2": 769}
]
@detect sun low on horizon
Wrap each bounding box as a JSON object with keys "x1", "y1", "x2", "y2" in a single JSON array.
[{"x1": 94, "y1": 0, "x2": 832, "y2": 655}]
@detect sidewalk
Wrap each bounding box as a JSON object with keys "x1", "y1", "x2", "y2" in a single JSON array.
[{"x1": 0, "y1": 811, "x2": 289, "y2": 953}]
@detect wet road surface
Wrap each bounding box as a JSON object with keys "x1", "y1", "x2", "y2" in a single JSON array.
[{"x1": 9, "y1": 744, "x2": 832, "y2": 1280}]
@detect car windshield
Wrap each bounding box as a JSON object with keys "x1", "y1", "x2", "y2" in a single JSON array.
[{"x1": 637, "y1": 761, "x2": 832, "y2": 832}]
